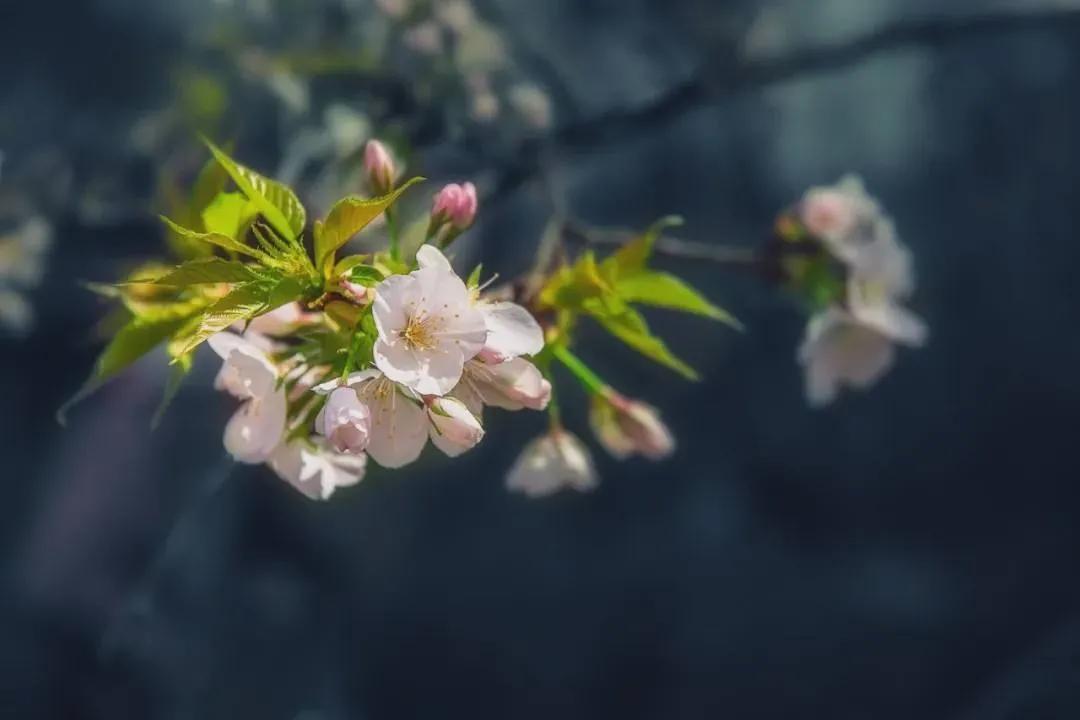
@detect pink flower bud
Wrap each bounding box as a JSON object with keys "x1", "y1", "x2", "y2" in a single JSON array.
[
  {"x1": 364, "y1": 139, "x2": 396, "y2": 195},
  {"x1": 432, "y1": 182, "x2": 478, "y2": 230},
  {"x1": 590, "y1": 393, "x2": 675, "y2": 461},
  {"x1": 316, "y1": 387, "x2": 373, "y2": 455}
]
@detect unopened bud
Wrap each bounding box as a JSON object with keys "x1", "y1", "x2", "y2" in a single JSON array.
[{"x1": 364, "y1": 139, "x2": 396, "y2": 195}]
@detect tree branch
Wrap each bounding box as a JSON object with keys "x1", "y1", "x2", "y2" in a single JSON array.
[{"x1": 484, "y1": 7, "x2": 1080, "y2": 203}]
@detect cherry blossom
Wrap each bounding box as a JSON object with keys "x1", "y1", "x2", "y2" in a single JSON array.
[
  {"x1": 590, "y1": 393, "x2": 675, "y2": 461},
  {"x1": 363, "y1": 139, "x2": 397, "y2": 194},
  {"x1": 453, "y1": 357, "x2": 551, "y2": 416},
  {"x1": 315, "y1": 386, "x2": 372, "y2": 455},
  {"x1": 372, "y1": 246, "x2": 487, "y2": 396},
  {"x1": 268, "y1": 440, "x2": 367, "y2": 501},
  {"x1": 208, "y1": 332, "x2": 288, "y2": 463},
  {"x1": 425, "y1": 396, "x2": 484, "y2": 457},
  {"x1": 431, "y1": 182, "x2": 478, "y2": 231},
  {"x1": 315, "y1": 371, "x2": 429, "y2": 469},
  {"x1": 506, "y1": 430, "x2": 598, "y2": 498}
]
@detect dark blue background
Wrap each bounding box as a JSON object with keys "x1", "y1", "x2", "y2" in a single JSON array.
[{"x1": 2, "y1": 1, "x2": 1079, "y2": 718}]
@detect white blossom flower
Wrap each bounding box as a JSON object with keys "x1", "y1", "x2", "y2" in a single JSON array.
[
  {"x1": 315, "y1": 371, "x2": 429, "y2": 469},
  {"x1": 798, "y1": 306, "x2": 923, "y2": 407},
  {"x1": 315, "y1": 386, "x2": 372, "y2": 455},
  {"x1": 246, "y1": 302, "x2": 314, "y2": 337},
  {"x1": 508, "y1": 83, "x2": 554, "y2": 131},
  {"x1": 268, "y1": 440, "x2": 366, "y2": 501},
  {"x1": 372, "y1": 246, "x2": 487, "y2": 396},
  {"x1": 590, "y1": 394, "x2": 675, "y2": 461},
  {"x1": 208, "y1": 332, "x2": 288, "y2": 463},
  {"x1": 454, "y1": 357, "x2": 551, "y2": 416},
  {"x1": 426, "y1": 396, "x2": 484, "y2": 457},
  {"x1": 415, "y1": 245, "x2": 544, "y2": 363},
  {"x1": 506, "y1": 431, "x2": 598, "y2": 498}
]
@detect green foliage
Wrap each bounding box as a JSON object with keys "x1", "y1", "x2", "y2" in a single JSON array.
[
  {"x1": 134, "y1": 257, "x2": 261, "y2": 287},
  {"x1": 161, "y1": 217, "x2": 272, "y2": 262},
  {"x1": 538, "y1": 217, "x2": 736, "y2": 380},
  {"x1": 345, "y1": 265, "x2": 386, "y2": 287},
  {"x1": 204, "y1": 139, "x2": 307, "y2": 243},
  {"x1": 467, "y1": 263, "x2": 484, "y2": 289},
  {"x1": 173, "y1": 275, "x2": 306, "y2": 356},
  {"x1": 201, "y1": 192, "x2": 257, "y2": 239},
  {"x1": 313, "y1": 177, "x2": 424, "y2": 277}
]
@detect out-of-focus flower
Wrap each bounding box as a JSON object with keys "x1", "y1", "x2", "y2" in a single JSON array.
[
  {"x1": 268, "y1": 440, "x2": 366, "y2": 501},
  {"x1": 798, "y1": 306, "x2": 920, "y2": 407},
  {"x1": 508, "y1": 83, "x2": 554, "y2": 131},
  {"x1": 404, "y1": 21, "x2": 444, "y2": 56},
  {"x1": 316, "y1": 371, "x2": 429, "y2": 469},
  {"x1": 590, "y1": 392, "x2": 675, "y2": 461},
  {"x1": 246, "y1": 302, "x2": 315, "y2": 337},
  {"x1": 426, "y1": 396, "x2": 484, "y2": 457},
  {"x1": 315, "y1": 386, "x2": 373, "y2": 455},
  {"x1": 435, "y1": 0, "x2": 476, "y2": 34},
  {"x1": 372, "y1": 245, "x2": 486, "y2": 396},
  {"x1": 455, "y1": 357, "x2": 551, "y2": 415},
  {"x1": 0, "y1": 216, "x2": 51, "y2": 334},
  {"x1": 364, "y1": 139, "x2": 397, "y2": 195},
  {"x1": 467, "y1": 73, "x2": 500, "y2": 123},
  {"x1": 208, "y1": 332, "x2": 288, "y2": 463},
  {"x1": 431, "y1": 182, "x2": 478, "y2": 231},
  {"x1": 374, "y1": 0, "x2": 410, "y2": 20},
  {"x1": 794, "y1": 176, "x2": 927, "y2": 406},
  {"x1": 506, "y1": 430, "x2": 598, "y2": 498}
]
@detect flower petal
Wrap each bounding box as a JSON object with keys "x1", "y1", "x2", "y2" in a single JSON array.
[{"x1": 479, "y1": 302, "x2": 543, "y2": 361}]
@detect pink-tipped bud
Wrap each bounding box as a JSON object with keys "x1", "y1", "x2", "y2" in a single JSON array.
[
  {"x1": 431, "y1": 182, "x2": 478, "y2": 231},
  {"x1": 364, "y1": 140, "x2": 396, "y2": 195},
  {"x1": 590, "y1": 392, "x2": 675, "y2": 461}
]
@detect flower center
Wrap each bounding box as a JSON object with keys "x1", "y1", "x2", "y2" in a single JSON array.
[{"x1": 402, "y1": 312, "x2": 440, "y2": 350}]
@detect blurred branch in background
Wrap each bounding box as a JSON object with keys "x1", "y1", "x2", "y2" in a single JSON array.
[{"x1": 483, "y1": 6, "x2": 1080, "y2": 203}]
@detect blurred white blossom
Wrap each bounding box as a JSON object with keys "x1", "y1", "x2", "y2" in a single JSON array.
[
  {"x1": 208, "y1": 332, "x2": 288, "y2": 463},
  {"x1": 0, "y1": 216, "x2": 51, "y2": 334},
  {"x1": 590, "y1": 394, "x2": 675, "y2": 461},
  {"x1": 269, "y1": 440, "x2": 367, "y2": 501},
  {"x1": 506, "y1": 431, "x2": 598, "y2": 498}
]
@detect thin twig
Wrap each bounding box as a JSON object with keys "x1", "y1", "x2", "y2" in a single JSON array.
[
  {"x1": 483, "y1": 8, "x2": 1080, "y2": 204},
  {"x1": 563, "y1": 219, "x2": 760, "y2": 266}
]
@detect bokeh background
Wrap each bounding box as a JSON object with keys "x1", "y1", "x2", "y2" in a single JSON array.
[{"x1": 3, "y1": 0, "x2": 1080, "y2": 718}]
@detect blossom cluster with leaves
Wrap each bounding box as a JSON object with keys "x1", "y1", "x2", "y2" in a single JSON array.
[{"x1": 65, "y1": 139, "x2": 738, "y2": 500}]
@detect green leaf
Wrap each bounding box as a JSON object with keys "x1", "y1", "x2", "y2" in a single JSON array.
[
  {"x1": 174, "y1": 276, "x2": 304, "y2": 356},
  {"x1": 314, "y1": 177, "x2": 424, "y2": 275},
  {"x1": 585, "y1": 302, "x2": 699, "y2": 381},
  {"x1": 58, "y1": 312, "x2": 194, "y2": 424},
  {"x1": 603, "y1": 216, "x2": 683, "y2": 278},
  {"x1": 204, "y1": 139, "x2": 307, "y2": 242},
  {"x1": 332, "y1": 254, "x2": 371, "y2": 278},
  {"x1": 161, "y1": 217, "x2": 270, "y2": 262},
  {"x1": 201, "y1": 192, "x2": 257, "y2": 239},
  {"x1": 467, "y1": 263, "x2": 484, "y2": 289},
  {"x1": 152, "y1": 353, "x2": 192, "y2": 429},
  {"x1": 346, "y1": 265, "x2": 386, "y2": 287},
  {"x1": 615, "y1": 271, "x2": 742, "y2": 329},
  {"x1": 133, "y1": 258, "x2": 260, "y2": 287}
]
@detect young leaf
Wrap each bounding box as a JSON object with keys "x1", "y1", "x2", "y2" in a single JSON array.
[
  {"x1": 204, "y1": 139, "x2": 307, "y2": 242},
  {"x1": 58, "y1": 312, "x2": 194, "y2": 424},
  {"x1": 585, "y1": 302, "x2": 699, "y2": 381},
  {"x1": 614, "y1": 271, "x2": 742, "y2": 329},
  {"x1": 133, "y1": 257, "x2": 260, "y2": 287},
  {"x1": 174, "y1": 276, "x2": 305, "y2": 356},
  {"x1": 152, "y1": 353, "x2": 192, "y2": 429},
  {"x1": 467, "y1": 263, "x2": 484, "y2": 289},
  {"x1": 161, "y1": 217, "x2": 271, "y2": 262},
  {"x1": 332, "y1": 254, "x2": 371, "y2": 278},
  {"x1": 346, "y1": 265, "x2": 386, "y2": 287},
  {"x1": 314, "y1": 178, "x2": 424, "y2": 275},
  {"x1": 603, "y1": 216, "x2": 683, "y2": 278},
  {"x1": 201, "y1": 192, "x2": 257, "y2": 239}
]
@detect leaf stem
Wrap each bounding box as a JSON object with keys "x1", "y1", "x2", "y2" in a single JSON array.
[{"x1": 552, "y1": 344, "x2": 608, "y2": 397}]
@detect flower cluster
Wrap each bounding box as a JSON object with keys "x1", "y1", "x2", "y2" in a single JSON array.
[
  {"x1": 774, "y1": 176, "x2": 928, "y2": 406},
  {"x1": 0, "y1": 216, "x2": 51, "y2": 334},
  {"x1": 67, "y1": 139, "x2": 926, "y2": 504}
]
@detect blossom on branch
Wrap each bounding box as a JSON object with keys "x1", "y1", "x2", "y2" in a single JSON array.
[
  {"x1": 506, "y1": 431, "x2": 599, "y2": 498},
  {"x1": 208, "y1": 332, "x2": 288, "y2": 464}
]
